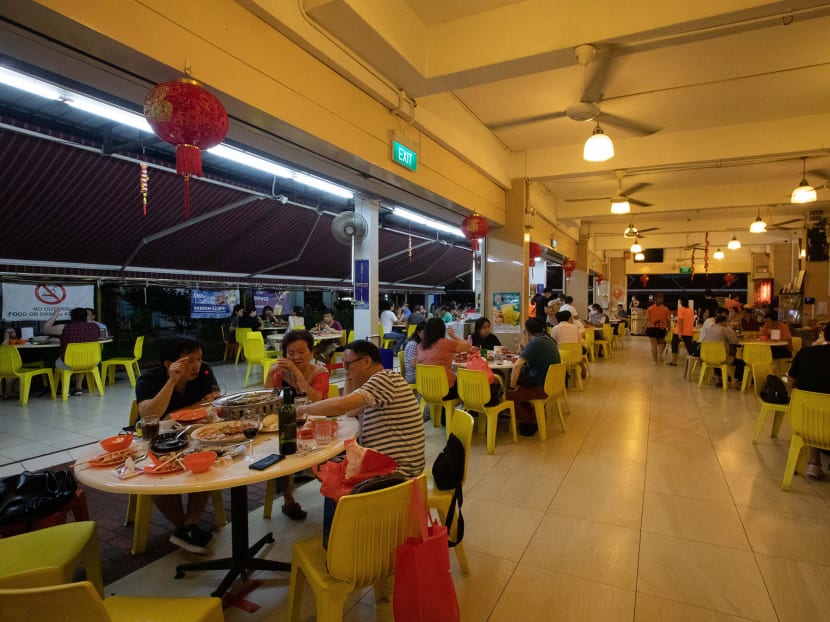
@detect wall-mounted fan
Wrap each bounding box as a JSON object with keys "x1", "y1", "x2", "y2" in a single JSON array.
[{"x1": 331, "y1": 211, "x2": 368, "y2": 245}]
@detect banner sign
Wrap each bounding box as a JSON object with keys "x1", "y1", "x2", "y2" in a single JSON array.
[
  {"x1": 492, "y1": 291, "x2": 521, "y2": 326},
  {"x1": 190, "y1": 289, "x2": 240, "y2": 319},
  {"x1": 354, "y1": 260, "x2": 369, "y2": 310},
  {"x1": 1, "y1": 283, "x2": 94, "y2": 321},
  {"x1": 253, "y1": 290, "x2": 293, "y2": 315}
]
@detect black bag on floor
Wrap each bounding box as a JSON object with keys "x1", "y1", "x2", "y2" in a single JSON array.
[
  {"x1": 432, "y1": 433, "x2": 465, "y2": 547},
  {"x1": 0, "y1": 470, "x2": 77, "y2": 526},
  {"x1": 760, "y1": 374, "x2": 790, "y2": 404}
]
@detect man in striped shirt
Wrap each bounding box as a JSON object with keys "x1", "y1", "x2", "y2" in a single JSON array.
[{"x1": 296, "y1": 340, "x2": 425, "y2": 477}]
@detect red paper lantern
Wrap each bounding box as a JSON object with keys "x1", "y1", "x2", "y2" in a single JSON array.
[
  {"x1": 529, "y1": 242, "x2": 543, "y2": 262},
  {"x1": 461, "y1": 213, "x2": 489, "y2": 255},
  {"x1": 563, "y1": 258, "x2": 576, "y2": 279},
  {"x1": 144, "y1": 79, "x2": 229, "y2": 218},
  {"x1": 640, "y1": 274, "x2": 650, "y2": 287},
  {"x1": 724, "y1": 273, "x2": 736, "y2": 287},
  {"x1": 612, "y1": 288, "x2": 623, "y2": 299}
]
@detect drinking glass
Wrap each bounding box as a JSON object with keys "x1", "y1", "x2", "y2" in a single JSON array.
[
  {"x1": 314, "y1": 419, "x2": 335, "y2": 446},
  {"x1": 241, "y1": 414, "x2": 263, "y2": 461}
]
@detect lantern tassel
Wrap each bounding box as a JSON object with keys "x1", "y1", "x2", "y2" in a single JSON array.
[
  {"x1": 183, "y1": 175, "x2": 191, "y2": 219},
  {"x1": 176, "y1": 144, "x2": 203, "y2": 177}
]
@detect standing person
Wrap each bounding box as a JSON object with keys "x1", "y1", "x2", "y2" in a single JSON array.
[
  {"x1": 698, "y1": 289, "x2": 719, "y2": 324},
  {"x1": 238, "y1": 307, "x2": 263, "y2": 331},
  {"x1": 560, "y1": 296, "x2": 576, "y2": 316},
  {"x1": 507, "y1": 318, "x2": 560, "y2": 436},
  {"x1": 669, "y1": 295, "x2": 695, "y2": 366},
  {"x1": 468, "y1": 317, "x2": 501, "y2": 349},
  {"x1": 44, "y1": 307, "x2": 101, "y2": 396},
  {"x1": 416, "y1": 317, "x2": 471, "y2": 402},
  {"x1": 403, "y1": 321, "x2": 425, "y2": 384},
  {"x1": 532, "y1": 288, "x2": 553, "y2": 322},
  {"x1": 312, "y1": 309, "x2": 343, "y2": 364},
  {"x1": 787, "y1": 323, "x2": 830, "y2": 479},
  {"x1": 645, "y1": 293, "x2": 672, "y2": 364},
  {"x1": 135, "y1": 337, "x2": 221, "y2": 553},
  {"x1": 380, "y1": 300, "x2": 404, "y2": 353}
]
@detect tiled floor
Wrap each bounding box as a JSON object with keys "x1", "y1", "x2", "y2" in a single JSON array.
[{"x1": 4, "y1": 338, "x2": 830, "y2": 621}]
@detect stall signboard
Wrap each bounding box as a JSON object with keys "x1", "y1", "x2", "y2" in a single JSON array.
[
  {"x1": 1, "y1": 283, "x2": 94, "y2": 320},
  {"x1": 253, "y1": 290, "x2": 292, "y2": 315},
  {"x1": 190, "y1": 289, "x2": 240, "y2": 319},
  {"x1": 354, "y1": 260, "x2": 369, "y2": 310},
  {"x1": 492, "y1": 291, "x2": 521, "y2": 325}
]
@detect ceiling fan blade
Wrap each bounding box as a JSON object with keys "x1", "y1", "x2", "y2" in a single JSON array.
[
  {"x1": 623, "y1": 182, "x2": 651, "y2": 196},
  {"x1": 598, "y1": 112, "x2": 660, "y2": 136},
  {"x1": 638, "y1": 227, "x2": 659, "y2": 233},
  {"x1": 629, "y1": 197, "x2": 653, "y2": 208},
  {"x1": 809, "y1": 169, "x2": 830, "y2": 183},
  {"x1": 564, "y1": 195, "x2": 608, "y2": 203},
  {"x1": 489, "y1": 110, "x2": 567, "y2": 131},
  {"x1": 767, "y1": 218, "x2": 803, "y2": 230}
]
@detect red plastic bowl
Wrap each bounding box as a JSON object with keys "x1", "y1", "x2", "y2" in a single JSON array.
[
  {"x1": 100, "y1": 435, "x2": 133, "y2": 453},
  {"x1": 182, "y1": 451, "x2": 217, "y2": 474}
]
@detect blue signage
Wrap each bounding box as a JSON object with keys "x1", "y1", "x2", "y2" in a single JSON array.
[{"x1": 354, "y1": 259, "x2": 370, "y2": 310}]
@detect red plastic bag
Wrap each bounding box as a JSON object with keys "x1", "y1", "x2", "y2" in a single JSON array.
[
  {"x1": 393, "y1": 479, "x2": 460, "y2": 622},
  {"x1": 312, "y1": 439, "x2": 397, "y2": 501},
  {"x1": 465, "y1": 350, "x2": 495, "y2": 384}
]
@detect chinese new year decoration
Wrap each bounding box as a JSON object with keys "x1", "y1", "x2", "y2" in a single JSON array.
[
  {"x1": 690, "y1": 248, "x2": 696, "y2": 279},
  {"x1": 704, "y1": 231, "x2": 710, "y2": 275},
  {"x1": 640, "y1": 274, "x2": 650, "y2": 287},
  {"x1": 612, "y1": 288, "x2": 623, "y2": 300},
  {"x1": 563, "y1": 258, "x2": 576, "y2": 279},
  {"x1": 139, "y1": 163, "x2": 149, "y2": 216},
  {"x1": 144, "y1": 79, "x2": 229, "y2": 218},
  {"x1": 595, "y1": 273, "x2": 604, "y2": 284},
  {"x1": 724, "y1": 273, "x2": 736, "y2": 287},
  {"x1": 461, "y1": 213, "x2": 489, "y2": 256},
  {"x1": 529, "y1": 242, "x2": 543, "y2": 263}
]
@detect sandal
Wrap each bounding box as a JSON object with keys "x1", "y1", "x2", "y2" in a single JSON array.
[
  {"x1": 282, "y1": 502, "x2": 307, "y2": 521},
  {"x1": 666, "y1": 362, "x2": 678, "y2": 366}
]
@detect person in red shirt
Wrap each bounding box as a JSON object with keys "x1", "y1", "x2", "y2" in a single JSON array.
[
  {"x1": 645, "y1": 293, "x2": 672, "y2": 364},
  {"x1": 669, "y1": 295, "x2": 695, "y2": 366},
  {"x1": 415, "y1": 317, "x2": 471, "y2": 401}
]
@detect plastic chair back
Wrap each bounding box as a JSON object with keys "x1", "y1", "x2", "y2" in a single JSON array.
[
  {"x1": 602, "y1": 323, "x2": 614, "y2": 342},
  {"x1": 457, "y1": 368, "x2": 492, "y2": 412},
  {"x1": 543, "y1": 362, "x2": 567, "y2": 401},
  {"x1": 327, "y1": 475, "x2": 425, "y2": 584},
  {"x1": 406, "y1": 324, "x2": 417, "y2": 338},
  {"x1": 789, "y1": 389, "x2": 830, "y2": 448},
  {"x1": 64, "y1": 342, "x2": 102, "y2": 371},
  {"x1": 328, "y1": 384, "x2": 340, "y2": 399},
  {"x1": 235, "y1": 327, "x2": 252, "y2": 346},
  {"x1": 0, "y1": 582, "x2": 110, "y2": 622},
  {"x1": 132, "y1": 335, "x2": 144, "y2": 360},
  {"x1": 791, "y1": 336, "x2": 803, "y2": 356},
  {"x1": 751, "y1": 362, "x2": 774, "y2": 399},
  {"x1": 397, "y1": 350, "x2": 406, "y2": 378},
  {"x1": 447, "y1": 409, "x2": 475, "y2": 486},
  {"x1": 0, "y1": 345, "x2": 23, "y2": 376},
  {"x1": 699, "y1": 341, "x2": 727, "y2": 365},
  {"x1": 742, "y1": 343, "x2": 772, "y2": 366},
  {"x1": 416, "y1": 364, "x2": 450, "y2": 403},
  {"x1": 245, "y1": 332, "x2": 267, "y2": 361}
]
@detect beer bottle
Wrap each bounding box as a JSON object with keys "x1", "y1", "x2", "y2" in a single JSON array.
[{"x1": 279, "y1": 386, "x2": 298, "y2": 455}]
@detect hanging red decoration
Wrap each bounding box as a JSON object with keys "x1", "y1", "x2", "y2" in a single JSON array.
[
  {"x1": 408, "y1": 234, "x2": 413, "y2": 263},
  {"x1": 144, "y1": 79, "x2": 229, "y2": 218},
  {"x1": 704, "y1": 231, "x2": 710, "y2": 275},
  {"x1": 612, "y1": 288, "x2": 623, "y2": 299},
  {"x1": 529, "y1": 242, "x2": 543, "y2": 262},
  {"x1": 595, "y1": 273, "x2": 604, "y2": 284},
  {"x1": 640, "y1": 274, "x2": 650, "y2": 287},
  {"x1": 461, "y1": 213, "x2": 489, "y2": 256},
  {"x1": 690, "y1": 248, "x2": 696, "y2": 279},
  {"x1": 139, "y1": 163, "x2": 149, "y2": 216},
  {"x1": 724, "y1": 273, "x2": 736, "y2": 287},
  {"x1": 563, "y1": 258, "x2": 576, "y2": 280}
]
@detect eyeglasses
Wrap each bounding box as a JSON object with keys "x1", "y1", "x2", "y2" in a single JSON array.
[{"x1": 343, "y1": 356, "x2": 367, "y2": 370}]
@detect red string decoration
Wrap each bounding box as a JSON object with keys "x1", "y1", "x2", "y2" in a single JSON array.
[
  {"x1": 704, "y1": 232, "x2": 710, "y2": 276},
  {"x1": 408, "y1": 234, "x2": 412, "y2": 263},
  {"x1": 139, "y1": 163, "x2": 149, "y2": 216},
  {"x1": 690, "y1": 248, "x2": 696, "y2": 279},
  {"x1": 640, "y1": 274, "x2": 650, "y2": 287}
]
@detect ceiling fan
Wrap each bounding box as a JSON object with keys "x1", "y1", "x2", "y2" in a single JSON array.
[
  {"x1": 623, "y1": 221, "x2": 659, "y2": 238},
  {"x1": 766, "y1": 217, "x2": 803, "y2": 231},
  {"x1": 567, "y1": 170, "x2": 654, "y2": 209},
  {"x1": 489, "y1": 44, "x2": 659, "y2": 135}
]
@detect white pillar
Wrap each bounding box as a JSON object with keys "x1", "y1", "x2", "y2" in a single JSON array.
[{"x1": 353, "y1": 197, "x2": 379, "y2": 343}]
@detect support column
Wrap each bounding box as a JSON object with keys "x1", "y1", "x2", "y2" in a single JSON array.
[{"x1": 353, "y1": 198, "x2": 379, "y2": 343}]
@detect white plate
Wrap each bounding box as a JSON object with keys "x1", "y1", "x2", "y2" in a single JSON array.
[{"x1": 190, "y1": 420, "x2": 253, "y2": 444}]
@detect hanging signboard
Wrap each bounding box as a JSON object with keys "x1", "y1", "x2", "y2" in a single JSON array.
[
  {"x1": 190, "y1": 289, "x2": 240, "y2": 319},
  {"x1": 1, "y1": 283, "x2": 94, "y2": 321},
  {"x1": 253, "y1": 290, "x2": 293, "y2": 315}
]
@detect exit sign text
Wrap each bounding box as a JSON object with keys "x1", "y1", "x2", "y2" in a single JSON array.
[{"x1": 392, "y1": 140, "x2": 417, "y2": 171}]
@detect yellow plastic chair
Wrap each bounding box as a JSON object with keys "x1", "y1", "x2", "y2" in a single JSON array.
[
  {"x1": 791, "y1": 336, "x2": 803, "y2": 357},
  {"x1": 56, "y1": 342, "x2": 104, "y2": 401},
  {"x1": 697, "y1": 341, "x2": 730, "y2": 392},
  {"x1": 287, "y1": 476, "x2": 426, "y2": 622},
  {"x1": 406, "y1": 324, "x2": 417, "y2": 338},
  {"x1": 0, "y1": 521, "x2": 103, "y2": 597},
  {"x1": 751, "y1": 362, "x2": 790, "y2": 444},
  {"x1": 0, "y1": 581, "x2": 224, "y2": 622},
  {"x1": 329, "y1": 330, "x2": 353, "y2": 369},
  {"x1": 583, "y1": 329, "x2": 596, "y2": 363},
  {"x1": 596, "y1": 323, "x2": 613, "y2": 358},
  {"x1": 416, "y1": 364, "x2": 461, "y2": 430},
  {"x1": 221, "y1": 325, "x2": 237, "y2": 362},
  {"x1": 612, "y1": 323, "x2": 625, "y2": 349},
  {"x1": 557, "y1": 343, "x2": 585, "y2": 391},
  {"x1": 328, "y1": 383, "x2": 340, "y2": 398},
  {"x1": 234, "y1": 327, "x2": 251, "y2": 364},
  {"x1": 427, "y1": 409, "x2": 474, "y2": 575},
  {"x1": 740, "y1": 343, "x2": 772, "y2": 392},
  {"x1": 378, "y1": 322, "x2": 396, "y2": 350},
  {"x1": 244, "y1": 332, "x2": 279, "y2": 388},
  {"x1": 101, "y1": 336, "x2": 143, "y2": 387},
  {"x1": 397, "y1": 349, "x2": 406, "y2": 378},
  {"x1": 0, "y1": 345, "x2": 56, "y2": 406},
  {"x1": 781, "y1": 389, "x2": 830, "y2": 491},
  {"x1": 528, "y1": 362, "x2": 568, "y2": 440},
  {"x1": 457, "y1": 368, "x2": 516, "y2": 455}
]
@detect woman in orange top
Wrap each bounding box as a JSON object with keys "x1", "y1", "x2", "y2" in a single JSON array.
[
  {"x1": 669, "y1": 295, "x2": 695, "y2": 366},
  {"x1": 645, "y1": 293, "x2": 672, "y2": 364}
]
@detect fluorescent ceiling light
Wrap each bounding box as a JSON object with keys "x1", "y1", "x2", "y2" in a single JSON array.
[
  {"x1": 583, "y1": 123, "x2": 614, "y2": 162},
  {"x1": 392, "y1": 207, "x2": 464, "y2": 238},
  {"x1": 65, "y1": 93, "x2": 153, "y2": 132},
  {"x1": 727, "y1": 235, "x2": 741, "y2": 250},
  {"x1": 749, "y1": 216, "x2": 767, "y2": 233},
  {"x1": 208, "y1": 145, "x2": 292, "y2": 177},
  {"x1": 0, "y1": 66, "x2": 62, "y2": 100},
  {"x1": 713, "y1": 248, "x2": 725, "y2": 260},
  {"x1": 292, "y1": 172, "x2": 354, "y2": 199}
]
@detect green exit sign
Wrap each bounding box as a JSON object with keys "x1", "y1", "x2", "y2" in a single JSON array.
[
  {"x1": 392, "y1": 140, "x2": 417, "y2": 171},
  {"x1": 679, "y1": 267, "x2": 692, "y2": 274}
]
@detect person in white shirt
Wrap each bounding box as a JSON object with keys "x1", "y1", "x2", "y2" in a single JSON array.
[
  {"x1": 559, "y1": 295, "x2": 576, "y2": 316},
  {"x1": 550, "y1": 310, "x2": 583, "y2": 344},
  {"x1": 380, "y1": 301, "x2": 404, "y2": 352}
]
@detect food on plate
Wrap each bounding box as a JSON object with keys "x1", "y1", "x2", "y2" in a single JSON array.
[
  {"x1": 88, "y1": 447, "x2": 142, "y2": 467},
  {"x1": 262, "y1": 414, "x2": 279, "y2": 429},
  {"x1": 191, "y1": 420, "x2": 252, "y2": 443}
]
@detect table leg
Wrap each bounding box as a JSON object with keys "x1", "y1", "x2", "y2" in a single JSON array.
[{"x1": 174, "y1": 485, "x2": 291, "y2": 597}]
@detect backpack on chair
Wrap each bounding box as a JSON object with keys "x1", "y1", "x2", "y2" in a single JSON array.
[
  {"x1": 760, "y1": 374, "x2": 790, "y2": 404},
  {"x1": 431, "y1": 433, "x2": 465, "y2": 547}
]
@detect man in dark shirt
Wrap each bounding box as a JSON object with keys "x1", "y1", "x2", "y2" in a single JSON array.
[
  {"x1": 698, "y1": 289, "x2": 719, "y2": 323},
  {"x1": 787, "y1": 323, "x2": 830, "y2": 479},
  {"x1": 532, "y1": 288, "x2": 553, "y2": 322},
  {"x1": 507, "y1": 317, "x2": 560, "y2": 436},
  {"x1": 135, "y1": 337, "x2": 220, "y2": 554}
]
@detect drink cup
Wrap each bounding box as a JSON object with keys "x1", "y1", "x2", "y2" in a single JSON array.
[
  {"x1": 313, "y1": 419, "x2": 335, "y2": 446},
  {"x1": 138, "y1": 416, "x2": 160, "y2": 441},
  {"x1": 770, "y1": 329, "x2": 781, "y2": 340},
  {"x1": 297, "y1": 426, "x2": 315, "y2": 452}
]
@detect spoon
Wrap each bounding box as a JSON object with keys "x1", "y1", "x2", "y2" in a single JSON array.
[{"x1": 174, "y1": 424, "x2": 196, "y2": 440}]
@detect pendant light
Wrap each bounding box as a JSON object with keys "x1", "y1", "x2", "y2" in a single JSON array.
[
  {"x1": 630, "y1": 238, "x2": 643, "y2": 253},
  {"x1": 727, "y1": 234, "x2": 741, "y2": 250},
  {"x1": 749, "y1": 213, "x2": 767, "y2": 233},
  {"x1": 583, "y1": 122, "x2": 614, "y2": 162},
  {"x1": 610, "y1": 169, "x2": 629, "y2": 214},
  {"x1": 791, "y1": 156, "x2": 817, "y2": 204},
  {"x1": 713, "y1": 248, "x2": 725, "y2": 260},
  {"x1": 634, "y1": 252, "x2": 645, "y2": 261}
]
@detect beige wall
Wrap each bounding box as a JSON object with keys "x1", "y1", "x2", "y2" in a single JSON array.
[{"x1": 485, "y1": 181, "x2": 526, "y2": 324}]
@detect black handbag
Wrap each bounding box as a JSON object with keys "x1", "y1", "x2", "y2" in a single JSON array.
[{"x1": 0, "y1": 470, "x2": 77, "y2": 526}]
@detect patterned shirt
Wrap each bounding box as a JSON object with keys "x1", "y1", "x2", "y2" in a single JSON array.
[
  {"x1": 355, "y1": 369, "x2": 425, "y2": 477},
  {"x1": 59, "y1": 321, "x2": 101, "y2": 358}
]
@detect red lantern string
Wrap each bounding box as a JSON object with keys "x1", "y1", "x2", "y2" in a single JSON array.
[
  {"x1": 690, "y1": 248, "x2": 696, "y2": 279},
  {"x1": 563, "y1": 258, "x2": 576, "y2": 280},
  {"x1": 640, "y1": 274, "x2": 650, "y2": 287},
  {"x1": 704, "y1": 232, "x2": 710, "y2": 275},
  {"x1": 408, "y1": 234, "x2": 412, "y2": 263},
  {"x1": 139, "y1": 163, "x2": 149, "y2": 216},
  {"x1": 461, "y1": 213, "x2": 489, "y2": 257}
]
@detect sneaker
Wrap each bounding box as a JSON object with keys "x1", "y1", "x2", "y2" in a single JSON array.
[
  {"x1": 282, "y1": 502, "x2": 307, "y2": 521},
  {"x1": 169, "y1": 525, "x2": 211, "y2": 554},
  {"x1": 805, "y1": 463, "x2": 825, "y2": 480},
  {"x1": 72, "y1": 389, "x2": 84, "y2": 396}
]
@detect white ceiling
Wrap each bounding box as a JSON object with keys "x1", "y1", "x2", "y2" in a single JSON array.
[{"x1": 280, "y1": 0, "x2": 830, "y2": 253}]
